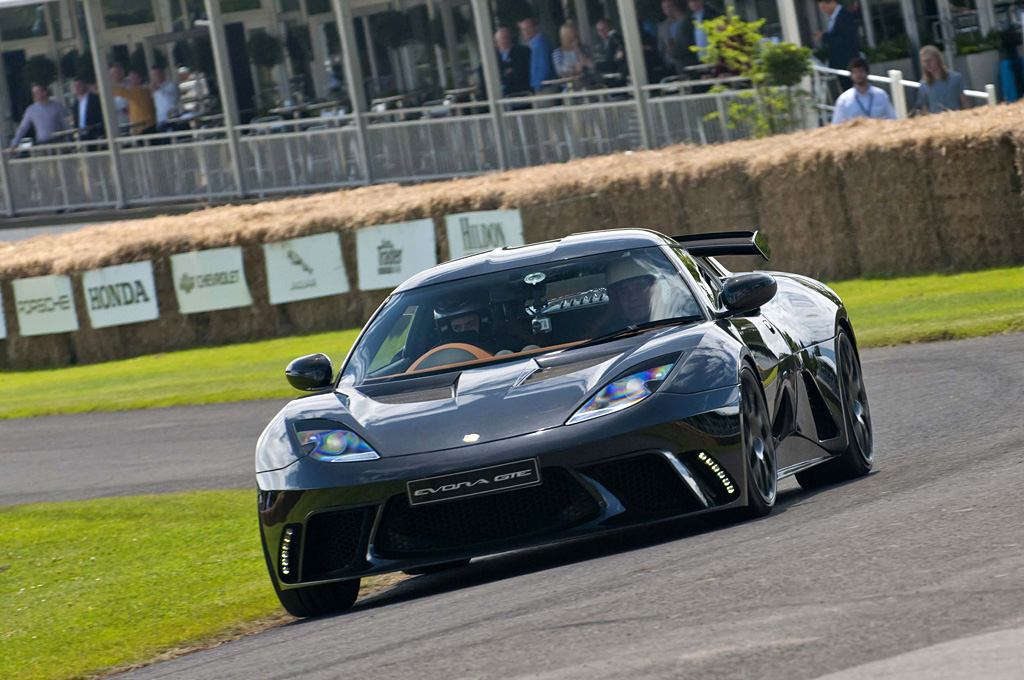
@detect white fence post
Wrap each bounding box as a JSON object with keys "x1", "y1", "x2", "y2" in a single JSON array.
[
  {"x1": 204, "y1": 0, "x2": 248, "y2": 199},
  {"x1": 615, "y1": 0, "x2": 654, "y2": 149},
  {"x1": 332, "y1": 0, "x2": 375, "y2": 184},
  {"x1": 83, "y1": 0, "x2": 128, "y2": 208},
  {"x1": 888, "y1": 69, "x2": 908, "y2": 119},
  {"x1": 0, "y1": 149, "x2": 13, "y2": 217},
  {"x1": 986, "y1": 84, "x2": 997, "y2": 105}
]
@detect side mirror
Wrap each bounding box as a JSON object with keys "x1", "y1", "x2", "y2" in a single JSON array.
[
  {"x1": 286, "y1": 353, "x2": 334, "y2": 391},
  {"x1": 719, "y1": 273, "x2": 777, "y2": 316}
]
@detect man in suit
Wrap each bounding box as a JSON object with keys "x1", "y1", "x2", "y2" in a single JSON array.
[
  {"x1": 494, "y1": 27, "x2": 532, "y2": 95},
  {"x1": 814, "y1": 0, "x2": 859, "y2": 88},
  {"x1": 657, "y1": 0, "x2": 686, "y2": 75},
  {"x1": 72, "y1": 77, "x2": 104, "y2": 141},
  {"x1": 673, "y1": 0, "x2": 722, "y2": 72}
]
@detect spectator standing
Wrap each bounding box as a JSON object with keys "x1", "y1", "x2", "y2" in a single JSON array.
[
  {"x1": 552, "y1": 23, "x2": 596, "y2": 79},
  {"x1": 150, "y1": 65, "x2": 182, "y2": 130},
  {"x1": 657, "y1": 0, "x2": 686, "y2": 75},
  {"x1": 831, "y1": 58, "x2": 896, "y2": 123},
  {"x1": 73, "y1": 76, "x2": 104, "y2": 140},
  {"x1": 114, "y1": 68, "x2": 157, "y2": 135},
  {"x1": 108, "y1": 62, "x2": 132, "y2": 133},
  {"x1": 10, "y1": 85, "x2": 70, "y2": 148},
  {"x1": 494, "y1": 27, "x2": 531, "y2": 95},
  {"x1": 814, "y1": 0, "x2": 859, "y2": 88},
  {"x1": 517, "y1": 17, "x2": 557, "y2": 93},
  {"x1": 594, "y1": 18, "x2": 626, "y2": 75},
  {"x1": 674, "y1": 0, "x2": 721, "y2": 71},
  {"x1": 915, "y1": 45, "x2": 970, "y2": 114}
]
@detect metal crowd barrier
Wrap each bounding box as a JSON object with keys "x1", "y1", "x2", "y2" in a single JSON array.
[{"x1": 0, "y1": 78, "x2": 800, "y2": 217}]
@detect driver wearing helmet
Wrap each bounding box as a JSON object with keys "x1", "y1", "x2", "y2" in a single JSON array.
[
  {"x1": 434, "y1": 300, "x2": 500, "y2": 354},
  {"x1": 595, "y1": 257, "x2": 660, "y2": 334}
]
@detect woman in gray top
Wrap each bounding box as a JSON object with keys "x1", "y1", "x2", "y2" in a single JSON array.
[{"x1": 915, "y1": 45, "x2": 970, "y2": 114}]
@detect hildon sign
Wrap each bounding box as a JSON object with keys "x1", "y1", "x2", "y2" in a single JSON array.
[{"x1": 444, "y1": 210, "x2": 525, "y2": 259}]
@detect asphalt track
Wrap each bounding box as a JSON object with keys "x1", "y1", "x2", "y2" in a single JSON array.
[{"x1": 6, "y1": 334, "x2": 1024, "y2": 679}]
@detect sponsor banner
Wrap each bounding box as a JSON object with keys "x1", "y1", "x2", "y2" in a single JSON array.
[
  {"x1": 356, "y1": 219, "x2": 437, "y2": 291},
  {"x1": 263, "y1": 232, "x2": 350, "y2": 305},
  {"x1": 170, "y1": 247, "x2": 253, "y2": 314},
  {"x1": 0, "y1": 289, "x2": 6, "y2": 339},
  {"x1": 81, "y1": 261, "x2": 159, "y2": 329},
  {"x1": 444, "y1": 210, "x2": 525, "y2": 259},
  {"x1": 12, "y1": 275, "x2": 79, "y2": 336}
]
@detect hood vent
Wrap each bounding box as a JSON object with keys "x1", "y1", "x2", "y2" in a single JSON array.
[{"x1": 357, "y1": 373, "x2": 457, "y2": 404}]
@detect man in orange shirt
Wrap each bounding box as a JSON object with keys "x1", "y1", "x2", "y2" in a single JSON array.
[{"x1": 113, "y1": 68, "x2": 156, "y2": 134}]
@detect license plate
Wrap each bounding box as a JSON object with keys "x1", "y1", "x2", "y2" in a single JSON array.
[{"x1": 407, "y1": 459, "x2": 541, "y2": 506}]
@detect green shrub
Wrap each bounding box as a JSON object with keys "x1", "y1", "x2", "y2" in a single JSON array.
[{"x1": 24, "y1": 55, "x2": 57, "y2": 87}]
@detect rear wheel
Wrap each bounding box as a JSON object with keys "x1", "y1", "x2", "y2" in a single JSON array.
[
  {"x1": 796, "y1": 329, "x2": 873, "y2": 489},
  {"x1": 737, "y1": 367, "x2": 777, "y2": 519},
  {"x1": 403, "y1": 558, "x2": 471, "y2": 576}
]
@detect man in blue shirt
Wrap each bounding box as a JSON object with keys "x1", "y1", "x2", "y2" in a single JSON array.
[
  {"x1": 517, "y1": 17, "x2": 556, "y2": 92},
  {"x1": 831, "y1": 58, "x2": 896, "y2": 123}
]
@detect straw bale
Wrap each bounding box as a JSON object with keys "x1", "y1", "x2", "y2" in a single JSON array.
[{"x1": 4, "y1": 103, "x2": 1024, "y2": 369}]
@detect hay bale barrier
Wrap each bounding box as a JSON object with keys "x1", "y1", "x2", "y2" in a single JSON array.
[{"x1": 2, "y1": 104, "x2": 1024, "y2": 370}]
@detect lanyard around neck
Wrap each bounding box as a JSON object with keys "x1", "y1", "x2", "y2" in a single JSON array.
[{"x1": 855, "y1": 90, "x2": 873, "y2": 116}]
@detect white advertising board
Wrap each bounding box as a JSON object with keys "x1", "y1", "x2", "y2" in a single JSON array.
[
  {"x1": 356, "y1": 219, "x2": 437, "y2": 291},
  {"x1": 263, "y1": 232, "x2": 350, "y2": 305},
  {"x1": 0, "y1": 289, "x2": 6, "y2": 339},
  {"x1": 12, "y1": 275, "x2": 79, "y2": 336},
  {"x1": 170, "y1": 247, "x2": 253, "y2": 314},
  {"x1": 81, "y1": 261, "x2": 159, "y2": 329},
  {"x1": 444, "y1": 210, "x2": 525, "y2": 259}
]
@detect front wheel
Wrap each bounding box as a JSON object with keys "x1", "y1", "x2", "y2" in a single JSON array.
[
  {"x1": 275, "y1": 578, "x2": 361, "y2": 618},
  {"x1": 736, "y1": 366, "x2": 777, "y2": 519},
  {"x1": 796, "y1": 329, "x2": 873, "y2": 489}
]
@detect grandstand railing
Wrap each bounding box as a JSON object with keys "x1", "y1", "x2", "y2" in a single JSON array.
[{"x1": 0, "y1": 69, "x2": 996, "y2": 216}]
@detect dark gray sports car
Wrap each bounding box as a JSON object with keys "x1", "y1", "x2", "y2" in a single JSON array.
[{"x1": 256, "y1": 229, "x2": 873, "y2": 617}]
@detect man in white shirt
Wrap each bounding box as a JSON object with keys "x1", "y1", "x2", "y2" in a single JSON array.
[
  {"x1": 831, "y1": 58, "x2": 896, "y2": 124},
  {"x1": 150, "y1": 65, "x2": 182, "y2": 130}
]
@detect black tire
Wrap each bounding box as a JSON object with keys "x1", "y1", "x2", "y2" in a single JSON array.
[
  {"x1": 403, "y1": 558, "x2": 471, "y2": 576},
  {"x1": 274, "y1": 577, "x2": 361, "y2": 618},
  {"x1": 736, "y1": 366, "x2": 778, "y2": 519},
  {"x1": 796, "y1": 329, "x2": 874, "y2": 490}
]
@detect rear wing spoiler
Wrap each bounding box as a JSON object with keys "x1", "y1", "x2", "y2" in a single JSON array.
[{"x1": 671, "y1": 231, "x2": 771, "y2": 261}]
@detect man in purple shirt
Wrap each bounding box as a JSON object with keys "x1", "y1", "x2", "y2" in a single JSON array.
[{"x1": 10, "y1": 85, "x2": 70, "y2": 148}]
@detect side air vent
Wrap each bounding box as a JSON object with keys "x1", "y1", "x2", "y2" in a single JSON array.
[{"x1": 801, "y1": 372, "x2": 840, "y2": 441}]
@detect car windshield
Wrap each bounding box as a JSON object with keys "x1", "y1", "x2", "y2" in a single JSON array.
[{"x1": 341, "y1": 247, "x2": 703, "y2": 384}]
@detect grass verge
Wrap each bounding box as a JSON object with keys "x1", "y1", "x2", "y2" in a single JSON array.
[
  {"x1": 0, "y1": 491, "x2": 399, "y2": 680},
  {"x1": 1, "y1": 267, "x2": 1022, "y2": 420}
]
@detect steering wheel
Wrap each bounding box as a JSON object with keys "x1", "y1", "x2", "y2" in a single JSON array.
[{"x1": 407, "y1": 343, "x2": 494, "y2": 372}]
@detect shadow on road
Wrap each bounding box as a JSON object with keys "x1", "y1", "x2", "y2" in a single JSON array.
[{"x1": 278, "y1": 474, "x2": 872, "y2": 627}]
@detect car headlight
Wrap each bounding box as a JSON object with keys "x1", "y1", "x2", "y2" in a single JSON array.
[
  {"x1": 296, "y1": 426, "x2": 379, "y2": 462},
  {"x1": 567, "y1": 363, "x2": 675, "y2": 425}
]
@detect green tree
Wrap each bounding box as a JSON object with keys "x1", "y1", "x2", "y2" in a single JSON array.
[
  {"x1": 24, "y1": 55, "x2": 57, "y2": 87},
  {"x1": 698, "y1": 9, "x2": 811, "y2": 138},
  {"x1": 246, "y1": 31, "x2": 284, "y2": 70}
]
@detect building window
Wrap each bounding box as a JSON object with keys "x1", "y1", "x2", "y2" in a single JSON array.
[
  {"x1": 306, "y1": 0, "x2": 332, "y2": 15},
  {"x1": 102, "y1": 0, "x2": 155, "y2": 28},
  {"x1": 0, "y1": 6, "x2": 49, "y2": 40},
  {"x1": 222, "y1": 0, "x2": 262, "y2": 12}
]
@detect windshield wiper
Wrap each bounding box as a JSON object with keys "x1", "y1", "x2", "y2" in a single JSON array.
[{"x1": 572, "y1": 315, "x2": 704, "y2": 351}]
